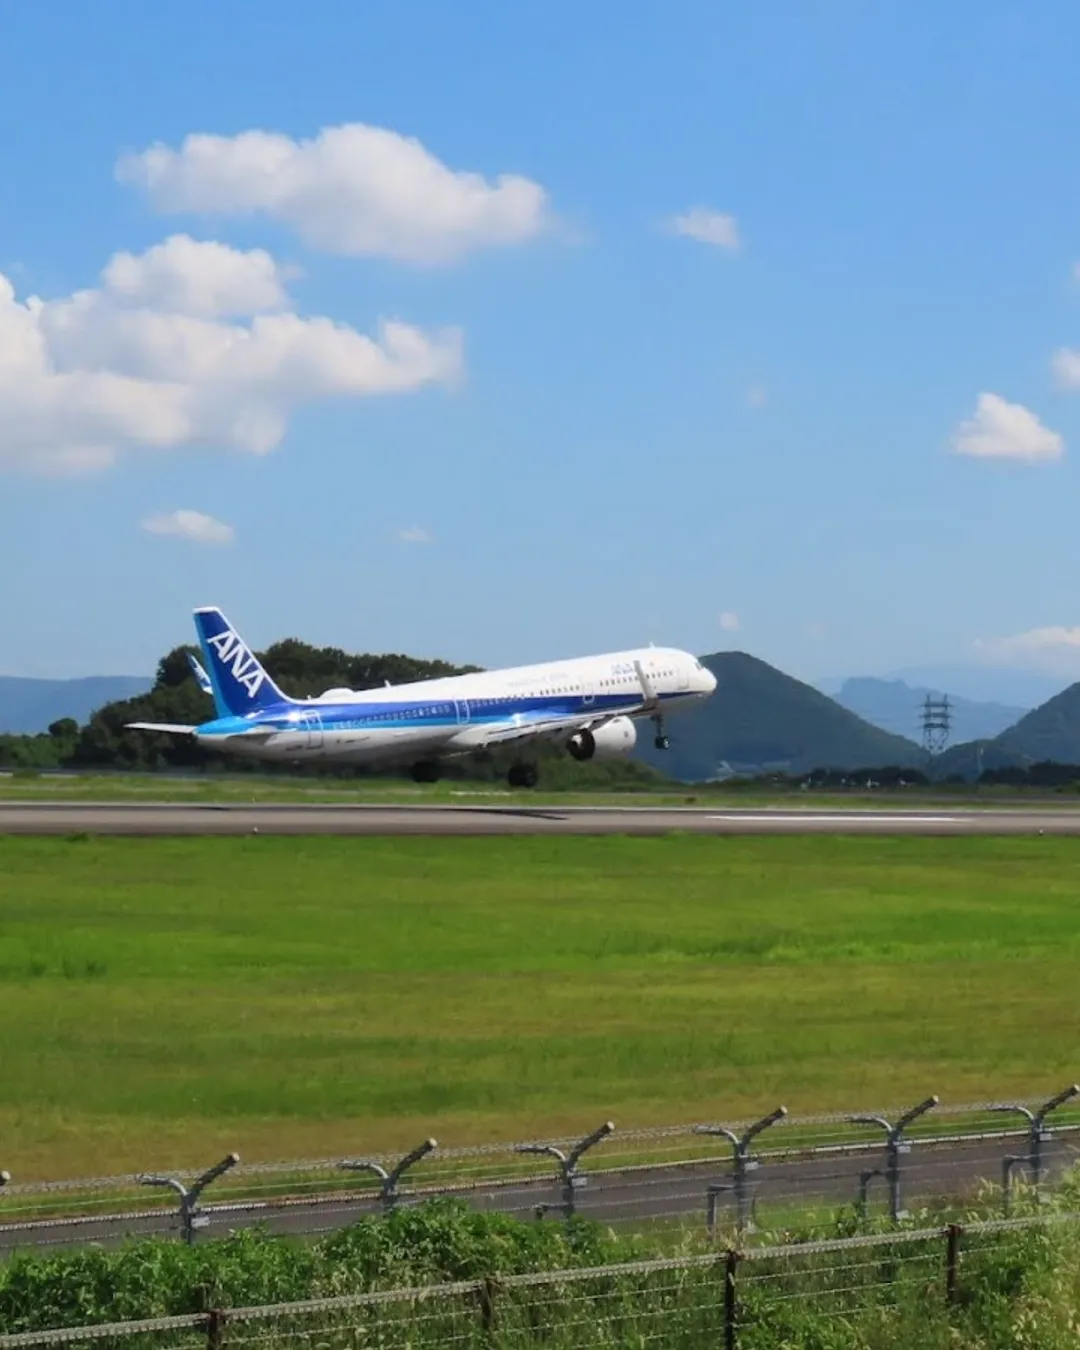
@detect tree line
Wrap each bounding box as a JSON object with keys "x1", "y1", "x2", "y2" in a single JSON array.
[{"x1": 0, "y1": 639, "x2": 663, "y2": 788}]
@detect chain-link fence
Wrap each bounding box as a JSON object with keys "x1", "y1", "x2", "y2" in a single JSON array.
[
  {"x1": 2, "y1": 1090, "x2": 1077, "y2": 1254},
  {"x1": 1, "y1": 1213, "x2": 1075, "y2": 1350}
]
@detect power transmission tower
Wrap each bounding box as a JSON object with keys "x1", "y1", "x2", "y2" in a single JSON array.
[{"x1": 920, "y1": 695, "x2": 951, "y2": 758}]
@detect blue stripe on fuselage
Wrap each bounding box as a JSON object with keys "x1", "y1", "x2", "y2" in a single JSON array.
[{"x1": 194, "y1": 690, "x2": 680, "y2": 738}]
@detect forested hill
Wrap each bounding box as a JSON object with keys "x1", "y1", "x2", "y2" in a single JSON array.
[
  {"x1": 73, "y1": 641, "x2": 482, "y2": 771},
  {"x1": 635, "y1": 651, "x2": 925, "y2": 781}
]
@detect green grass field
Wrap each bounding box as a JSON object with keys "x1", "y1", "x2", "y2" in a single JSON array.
[
  {"x1": 3, "y1": 768, "x2": 1080, "y2": 806},
  {"x1": 2, "y1": 833, "x2": 1079, "y2": 1180}
]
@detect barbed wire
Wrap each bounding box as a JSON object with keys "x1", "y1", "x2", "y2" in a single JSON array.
[{"x1": 2, "y1": 1212, "x2": 1077, "y2": 1349}]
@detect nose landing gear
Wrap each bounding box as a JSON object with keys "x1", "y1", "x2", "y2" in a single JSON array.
[{"x1": 652, "y1": 714, "x2": 670, "y2": 751}]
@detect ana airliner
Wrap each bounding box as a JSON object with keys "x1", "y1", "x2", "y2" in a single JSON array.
[{"x1": 129, "y1": 608, "x2": 717, "y2": 788}]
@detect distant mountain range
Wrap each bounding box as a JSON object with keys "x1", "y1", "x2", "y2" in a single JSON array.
[
  {"x1": 0, "y1": 676, "x2": 152, "y2": 735},
  {"x1": 819, "y1": 665, "x2": 1064, "y2": 710},
  {"x1": 635, "y1": 652, "x2": 924, "y2": 781},
  {"x1": 828, "y1": 677, "x2": 1029, "y2": 745}
]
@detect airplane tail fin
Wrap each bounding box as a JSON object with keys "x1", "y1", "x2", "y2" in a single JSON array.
[{"x1": 193, "y1": 607, "x2": 293, "y2": 717}]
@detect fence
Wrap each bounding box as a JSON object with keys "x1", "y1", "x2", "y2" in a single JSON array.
[
  {"x1": 0, "y1": 1213, "x2": 1075, "y2": 1349},
  {"x1": 1, "y1": 1086, "x2": 1078, "y2": 1255}
]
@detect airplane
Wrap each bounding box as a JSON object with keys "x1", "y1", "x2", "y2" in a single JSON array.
[{"x1": 129, "y1": 607, "x2": 717, "y2": 788}]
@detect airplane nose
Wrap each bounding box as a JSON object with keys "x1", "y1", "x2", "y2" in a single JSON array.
[{"x1": 703, "y1": 667, "x2": 717, "y2": 694}]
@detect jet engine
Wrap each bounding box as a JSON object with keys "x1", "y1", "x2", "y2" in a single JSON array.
[{"x1": 567, "y1": 716, "x2": 637, "y2": 761}]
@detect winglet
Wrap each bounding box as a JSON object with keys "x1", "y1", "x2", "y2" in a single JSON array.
[{"x1": 186, "y1": 651, "x2": 213, "y2": 695}]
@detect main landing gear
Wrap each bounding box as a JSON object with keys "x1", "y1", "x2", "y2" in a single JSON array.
[
  {"x1": 507, "y1": 763, "x2": 539, "y2": 789},
  {"x1": 410, "y1": 759, "x2": 442, "y2": 784},
  {"x1": 652, "y1": 713, "x2": 670, "y2": 751}
]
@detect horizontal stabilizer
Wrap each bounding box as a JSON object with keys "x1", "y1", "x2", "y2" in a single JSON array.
[{"x1": 126, "y1": 722, "x2": 196, "y2": 736}]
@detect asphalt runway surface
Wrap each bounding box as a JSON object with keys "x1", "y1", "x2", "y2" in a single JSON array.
[
  {"x1": 5, "y1": 801, "x2": 1080, "y2": 835},
  {"x1": 1, "y1": 1134, "x2": 1073, "y2": 1254}
]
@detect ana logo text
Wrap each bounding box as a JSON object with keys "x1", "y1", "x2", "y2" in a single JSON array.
[{"x1": 206, "y1": 629, "x2": 265, "y2": 700}]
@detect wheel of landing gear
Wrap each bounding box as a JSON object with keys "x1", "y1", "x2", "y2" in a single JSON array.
[
  {"x1": 654, "y1": 735, "x2": 670, "y2": 751},
  {"x1": 410, "y1": 759, "x2": 441, "y2": 784},
  {"x1": 508, "y1": 763, "x2": 539, "y2": 789}
]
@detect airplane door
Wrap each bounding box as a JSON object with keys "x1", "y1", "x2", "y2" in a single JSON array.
[
  {"x1": 301, "y1": 711, "x2": 323, "y2": 749},
  {"x1": 677, "y1": 662, "x2": 690, "y2": 692},
  {"x1": 455, "y1": 700, "x2": 470, "y2": 724}
]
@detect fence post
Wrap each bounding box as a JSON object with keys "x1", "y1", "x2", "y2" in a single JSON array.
[
  {"x1": 945, "y1": 1223, "x2": 962, "y2": 1305},
  {"x1": 515, "y1": 1121, "x2": 614, "y2": 1221},
  {"x1": 339, "y1": 1138, "x2": 438, "y2": 1217},
  {"x1": 847, "y1": 1096, "x2": 938, "y2": 1223},
  {"x1": 206, "y1": 1308, "x2": 227, "y2": 1350},
  {"x1": 990, "y1": 1084, "x2": 1079, "y2": 1204},
  {"x1": 137, "y1": 1152, "x2": 240, "y2": 1245},
  {"x1": 723, "y1": 1248, "x2": 740, "y2": 1350},
  {"x1": 696, "y1": 1106, "x2": 787, "y2": 1234},
  {"x1": 479, "y1": 1277, "x2": 498, "y2": 1334}
]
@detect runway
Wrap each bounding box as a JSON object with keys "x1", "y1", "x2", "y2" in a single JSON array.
[
  {"x1": 4, "y1": 801, "x2": 1080, "y2": 835},
  {"x1": 0, "y1": 1131, "x2": 1073, "y2": 1255}
]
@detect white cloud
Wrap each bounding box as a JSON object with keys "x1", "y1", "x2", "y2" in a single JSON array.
[
  {"x1": 0, "y1": 237, "x2": 462, "y2": 475},
  {"x1": 974, "y1": 626, "x2": 1080, "y2": 675},
  {"x1": 950, "y1": 392, "x2": 1063, "y2": 462},
  {"x1": 103, "y1": 235, "x2": 292, "y2": 317},
  {"x1": 1052, "y1": 347, "x2": 1080, "y2": 389},
  {"x1": 141, "y1": 509, "x2": 235, "y2": 545},
  {"x1": 719, "y1": 611, "x2": 740, "y2": 631},
  {"x1": 117, "y1": 123, "x2": 552, "y2": 265},
  {"x1": 666, "y1": 208, "x2": 740, "y2": 251},
  {"x1": 398, "y1": 525, "x2": 431, "y2": 544}
]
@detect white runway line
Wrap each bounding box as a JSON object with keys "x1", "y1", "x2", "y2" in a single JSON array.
[{"x1": 706, "y1": 814, "x2": 961, "y2": 825}]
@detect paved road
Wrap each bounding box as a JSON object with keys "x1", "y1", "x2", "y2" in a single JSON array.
[
  {"x1": 4, "y1": 802, "x2": 1080, "y2": 835},
  {"x1": 1, "y1": 1133, "x2": 1073, "y2": 1254}
]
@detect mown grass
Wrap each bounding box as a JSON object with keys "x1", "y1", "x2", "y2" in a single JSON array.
[
  {"x1": 0, "y1": 767, "x2": 1074, "y2": 806},
  {"x1": 1, "y1": 834, "x2": 1079, "y2": 1179}
]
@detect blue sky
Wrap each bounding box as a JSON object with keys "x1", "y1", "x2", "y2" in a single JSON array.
[{"x1": 3, "y1": 0, "x2": 1080, "y2": 691}]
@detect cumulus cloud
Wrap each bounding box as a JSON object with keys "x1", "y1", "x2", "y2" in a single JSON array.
[
  {"x1": 666, "y1": 208, "x2": 740, "y2": 251},
  {"x1": 950, "y1": 392, "x2": 1063, "y2": 462},
  {"x1": 142, "y1": 509, "x2": 235, "y2": 545},
  {"x1": 719, "y1": 611, "x2": 740, "y2": 631},
  {"x1": 974, "y1": 626, "x2": 1080, "y2": 674},
  {"x1": 0, "y1": 236, "x2": 462, "y2": 475},
  {"x1": 398, "y1": 525, "x2": 431, "y2": 544},
  {"x1": 103, "y1": 235, "x2": 293, "y2": 317},
  {"x1": 116, "y1": 123, "x2": 552, "y2": 265}
]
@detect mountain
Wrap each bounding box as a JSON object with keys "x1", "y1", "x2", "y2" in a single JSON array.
[
  {"x1": 991, "y1": 683, "x2": 1080, "y2": 765},
  {"x1": 884, "y1": 664, "x2": 1064, "y2": 709},
  {"x1": 831, "y1": 677, "x2": 1027, "y2": 746},
  {"x1": 636, "y1": 651, "x2": 925, "y2": 781},
  {"x1": 0, "y1": 676, "x2": 152, "y2": 735}
]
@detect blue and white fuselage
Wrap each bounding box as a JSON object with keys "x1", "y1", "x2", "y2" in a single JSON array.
[{"x1": 130, "y1": 608, "x2": 717, "y2": 787}]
